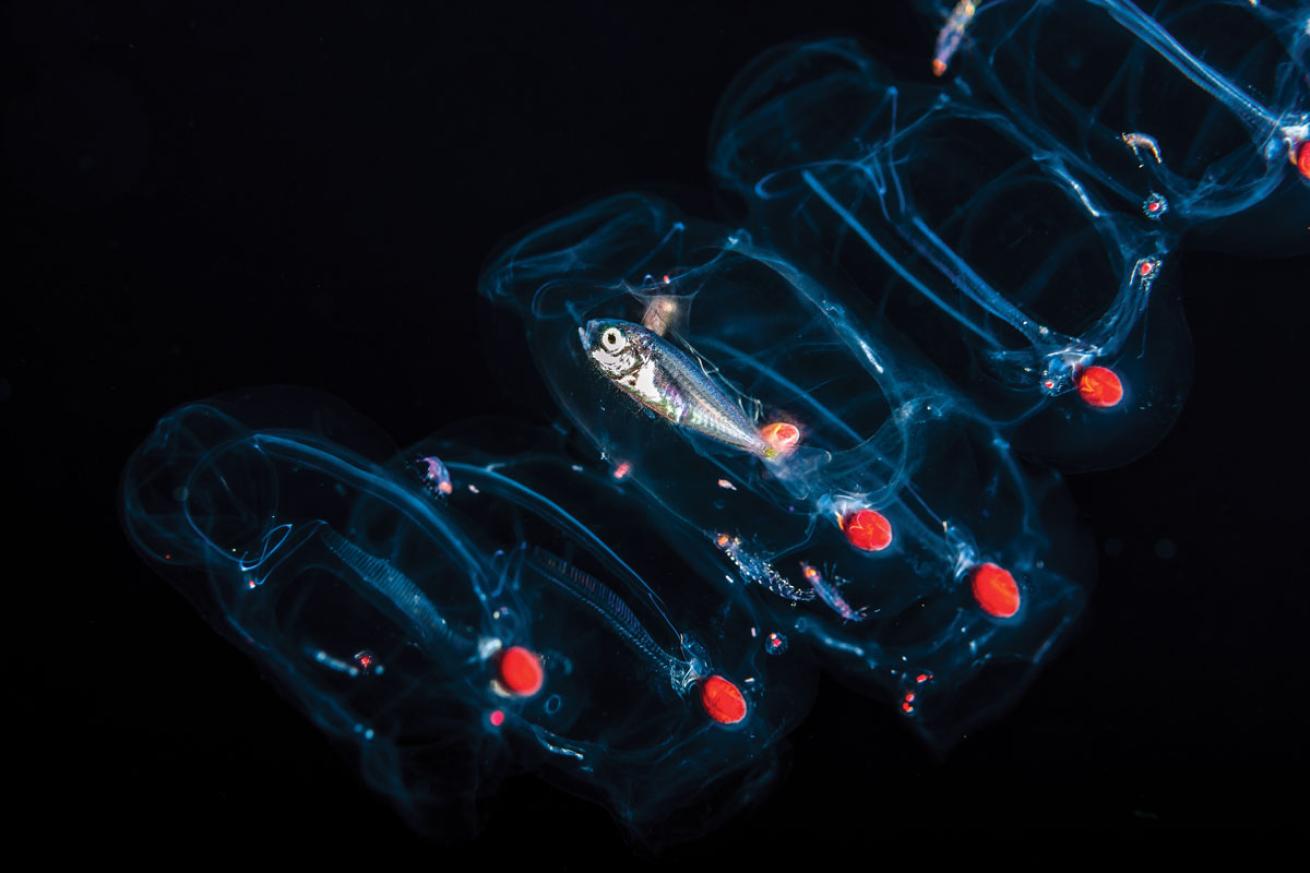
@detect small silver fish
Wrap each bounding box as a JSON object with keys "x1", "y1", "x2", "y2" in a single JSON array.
[{"x1": 580, "y1": 319, "x2": 775, "y2": 457}]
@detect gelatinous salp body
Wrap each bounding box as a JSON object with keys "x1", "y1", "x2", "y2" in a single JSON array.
[
  {"x1": 481, "y1": 193, "x2": 1092, "y2": 746},
  {"x1": 923, "y1": 0, "x2": 1310, "y2": 251},
  {"x1": 107, "y1": 4, "x2": 1281, "y2": 836},
  {"x1": 120, "y1": 389, "x2": 813, "y2": 840},
  {"x1": 710, "y1": 37, "x2": 1194, "y2": 470}
]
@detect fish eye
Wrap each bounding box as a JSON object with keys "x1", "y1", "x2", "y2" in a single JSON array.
[{"x1": 602, "y1": 328, "x2": 623, "y2": 350}]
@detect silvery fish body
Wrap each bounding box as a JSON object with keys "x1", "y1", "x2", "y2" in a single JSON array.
[{"x1": 580, "y1": 319, "x2": 767, "y2": 456}]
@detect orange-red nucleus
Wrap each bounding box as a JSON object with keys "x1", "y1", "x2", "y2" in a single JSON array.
[
  {"x1": 760, "y1": 421, "x2": 801, "y2": 456},
  {"x1": 699, "y1": 675, "x2": 748, "y2": 724},
  {"x1": 498, "y1": 646, "x2": 544, "y2": 696},
  {"x1": 1297, "y1": 141, "x2": 1310, "y2": 180},
  {"x1": 841, "y1": 509, "x2": 893, "y2": 552},
  {"x1": 1077, "y1": 365, "x2": 1124, "y2": 408},
  {"x1": 971, "y1": 563, "x2": 1021, "y2": 618}
]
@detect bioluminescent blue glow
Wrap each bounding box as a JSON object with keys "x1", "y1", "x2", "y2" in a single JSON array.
[
  {"x1": 122, "y1": 390, "x2": 814, "y2": 838},
  {"x1": 481, "y1": 194, "x2": 1090, "y2": 747},
  {"x1": 711, "y1": 0, "x2": 1307, "y2": 468},
  {"x1": 929, "y1": 0, "x2": 1310, "y2": 231},
  {"x1": 121, "y1": 0, "x2": 1307, "y2": 842}
]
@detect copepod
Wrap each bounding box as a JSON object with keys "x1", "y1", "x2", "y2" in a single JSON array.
[
  {"x1": 1121, "y1": 132, "x2": 1163, "y2": 165},
  {"x1": 641, "y1": 294, "x2": 682, "y2": 336},
  {"x1": 801, "y1": 561, "x2": 866, "y2": 622},
  {"x1": 580, "y1": 319, "x2": 798, "y2": 459},
  {"x1": 931, "y1": 0, "x2": 976, "y2": 77},
  {"x1": 417, "y1": 455, "x2": 453, "y2": 496},
  {"x1": 714, "y1": 532, "x2": 815, "y2": 602}
]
